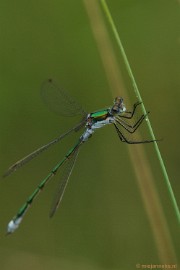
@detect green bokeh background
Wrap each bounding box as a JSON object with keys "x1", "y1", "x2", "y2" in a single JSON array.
[{"x1": 0, "y1": 1, "x2": 179, "y2": 269}]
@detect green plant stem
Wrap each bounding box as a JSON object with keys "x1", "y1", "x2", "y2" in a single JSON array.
[{"x1": 100, "y1": 0, "x2": 180, "y2": 224}]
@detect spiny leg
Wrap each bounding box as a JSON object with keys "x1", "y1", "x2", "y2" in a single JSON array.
[
  {"x1": 115, "y1": 112, "x2": 149, "y2": 134},
  {"x1": 114, "y1": 123, "x2": 157, "y2": 144}
]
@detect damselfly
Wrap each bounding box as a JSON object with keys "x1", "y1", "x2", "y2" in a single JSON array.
[{"x1": 4, "y1": 79, "x2": 157, "y2": 234}]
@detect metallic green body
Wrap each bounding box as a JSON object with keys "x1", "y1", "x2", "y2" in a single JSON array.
[{"x1": 90, "y1": 109, "x2": 109, "y2": 120}]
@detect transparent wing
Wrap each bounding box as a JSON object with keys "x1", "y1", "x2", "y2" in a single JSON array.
[
  {"x1": 49, "y1": 146, "x2": 80, "y2": 218},
  {"x1": 41, "y1": 78, "x2": 86, "y2": 117},
  {"x1": 3, "y1": 120, "x2": 86, "y2": 177}
]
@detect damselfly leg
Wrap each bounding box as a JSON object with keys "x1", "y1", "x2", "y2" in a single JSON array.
[
  {"x1": 114, "y1": 123, "x2": 156, "y2": 144},
  {"x1": 114, "y1": 101, "x2": 157, "y2": 144},
  {"x1": 116, "y1": 112, "x2": 149, "y2": 134}
]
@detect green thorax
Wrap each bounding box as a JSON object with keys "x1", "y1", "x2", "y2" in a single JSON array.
[{"x1": 90, "y1": 109, "x2": 109, "y2": 121}]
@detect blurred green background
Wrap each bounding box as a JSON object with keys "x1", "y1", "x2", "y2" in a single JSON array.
[{"x1": 0, "y1": 0, "x2": 179, "y2": 269}]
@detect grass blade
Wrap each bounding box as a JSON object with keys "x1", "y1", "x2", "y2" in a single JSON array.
[{"x1": 100, "y1": 0, "x2": 180, "y2": 225}]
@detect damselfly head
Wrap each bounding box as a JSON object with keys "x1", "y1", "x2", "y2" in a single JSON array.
[{"x1": 111, "y1": 97, "x2": 126, "y2": 115}]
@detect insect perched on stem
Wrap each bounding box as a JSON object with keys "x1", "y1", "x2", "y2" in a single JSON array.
[{"x1": 4, "y1": 79, "x2": 158, "y2": 234}]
